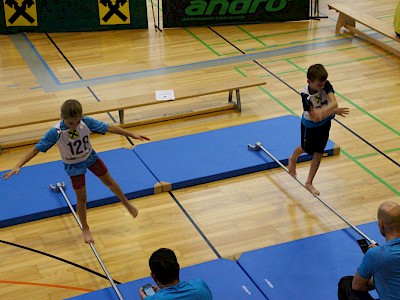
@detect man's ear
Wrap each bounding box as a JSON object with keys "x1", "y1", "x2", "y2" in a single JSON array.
[
  {"x1": 150, "y1": 273, "x2": 157, "y2": 282},
  {"x1": 378, "y1": 219, "x2": 386, "y2": 237},
  {"x1": 307, "y1": 79, "x2": 311, "y2": 84}
]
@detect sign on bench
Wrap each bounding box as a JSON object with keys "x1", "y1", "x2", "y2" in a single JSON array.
[
  {"x1": 0, "y1": 77, "x2": 266, "y2": 149},
  {"x1": 328, "y1": 3, "x2": 400, "y2": 57}
]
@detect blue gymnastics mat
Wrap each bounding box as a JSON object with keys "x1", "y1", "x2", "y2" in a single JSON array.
[
  {"x1": 67, "y1": 258, "x2": 267, "y2": 300},
  {"x1": 237, "y1": 221, "x2": 385, "y2": 300},
  {"x1": 0, "y1": 149, "x2": 160, "y2": 228},
  {"x1": 0, "y1": 116, "x2": 339, "y2": 228},
  {"x1": 133, "y1": 115, "x2": 339, "y2": 191}
]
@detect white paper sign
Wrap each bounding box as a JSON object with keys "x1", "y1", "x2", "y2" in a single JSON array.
[{"x1": 155, "y1": 90, "x2": 175, "y2": 101}]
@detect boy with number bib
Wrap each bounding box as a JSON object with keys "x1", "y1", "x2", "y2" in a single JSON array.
[
  {"x1": 2, "y1": 99, "x2": 150, "y2": 244},
  {"x1": 288, "y1": 64, "x2": 349, "y2": 196}
]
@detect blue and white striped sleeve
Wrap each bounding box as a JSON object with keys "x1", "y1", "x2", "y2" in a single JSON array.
[
  {"x1": 35, "y1": 128, "x2": 59, "y2": 152},
  {"x1": 82, "y1": 116, "x2": 109, "y2": 134}
]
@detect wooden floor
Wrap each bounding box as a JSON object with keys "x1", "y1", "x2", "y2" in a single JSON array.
[{"x1": 0, "y1": 0, "x2": 399, "y2": 299}]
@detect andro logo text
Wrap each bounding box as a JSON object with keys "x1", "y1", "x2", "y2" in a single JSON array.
[{"x1": 185, "y1": 0, "x2": 289, "y2": 16}]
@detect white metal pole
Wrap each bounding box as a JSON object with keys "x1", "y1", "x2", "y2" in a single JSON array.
[
  {"x1": 248, "y1": 142, "x2": 376, "y2": 245},
  {"x1": 53, "y1": 182, "x2": 125, "y2": 300}
]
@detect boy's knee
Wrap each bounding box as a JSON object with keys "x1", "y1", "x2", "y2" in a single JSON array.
[{"x1": 70, "y1": 174, "x2": 86, "y2": 189}]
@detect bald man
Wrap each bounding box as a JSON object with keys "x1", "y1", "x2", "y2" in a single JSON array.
[{"x1": 338, "y1": 202, "x2": 400, "y2": 300}]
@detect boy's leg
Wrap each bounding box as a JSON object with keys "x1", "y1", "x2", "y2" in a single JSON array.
[
  {"x1": 305, "y1": 152, "x2": 322, "y2": 196},
  {"x1": 70, "y1": 175, "x2": 94, "y2": 244},
  {"x1": 88, "y1": 158, "x2": 138, "y2": 218},
  {"x1": 98, "y1": 172, "x2": 138, "y2": 217},
  {"x1": 288, "y1": 146, "x2": 304, "y2": 177},
  {"x1": 302, "y1": 121, "x2": 331, "y2": 196},
  {"x1": 289, "y1": 122, "x2": 307, "y2": 177}
]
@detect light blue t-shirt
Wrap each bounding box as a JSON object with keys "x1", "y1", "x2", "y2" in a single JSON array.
[
  {"x1": 145, "y1": 280, "x2": 212, "y2": 300},
  {"x1": 35, "y1": 117, "x2": 109, "y2": 176},
  {"x1": 358, "y1": 237, "x2": 400, "y2": 300}
]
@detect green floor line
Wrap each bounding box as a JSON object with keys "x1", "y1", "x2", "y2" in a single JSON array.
[
  {"x1": 236, "y1": 25, "x2": 267, "y2": 47},
  {"x1": 229, "y1": 45, "x2": 387, "y2": 72},
  {"x1": 184, "y1": 28, "x2": 225, "y2": 56},
  {"x1": 353, "y1": 147, "x2": 400, "y2": 160},
  {"x1": 335, "y1": 91, "x2": 400, "y2": 137},
  {"x1": 340, "y1": 149, "x2": 400, "y2": 197},
  {"x1": 186, "y1": 20, "x2": 340, "y2": 57},
  {"x1": 233, "y1": 67, "x2": 248, "y2": 78},
  {"x1": 256, "y1": 24, "x2": 336, "y2": 38},
  {"x1": 258, "y1": 86, "x2": 297, "y2": 115},
  {"x1": 235, "y1": 68, "x2": 399, "y2": 198},
  {"x1": 285, "y1": 60, "x2": 400, "y2": 138}
]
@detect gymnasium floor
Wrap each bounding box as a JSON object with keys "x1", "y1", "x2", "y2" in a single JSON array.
[{"x1": 0, "y1": 0, "x2": 399, "y2": 299}]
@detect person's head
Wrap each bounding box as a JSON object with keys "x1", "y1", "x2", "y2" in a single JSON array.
[
  {"x1": 61, "y1": 99, "x2": 83, "y2": 129},
  {"x1": 307, "y1": 64, "x2": 328, "y2": 92},
  {"x1": 149, "y1": 248, "x2": 180, "y2": 287},
  {"x1": 377, "y1": 201, "x2": 400, "y2": 239}
]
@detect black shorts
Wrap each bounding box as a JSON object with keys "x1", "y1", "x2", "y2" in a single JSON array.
[{"x1": 301, "y1": 121, "x2": 331, "y2": 155}]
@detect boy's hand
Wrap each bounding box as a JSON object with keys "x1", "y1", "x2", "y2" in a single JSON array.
[
  {"x1": 132, "y1": 134, "x2": 150, "y2": 141},
  {"x1": 335, "y1": 107, "x2": 349, "y2": 117},
  {"x1": 139, "y1": 285, "x2": 158, "y2": 299},
  {"x1": 308, "y1": 107, "x2": 322, "y2": 122},
  {"x1": 139, "y1": 287, "x2": 147, "y2": 299},
  {"x1": 2, "y1": 167, "x2": 21, "y2": 180}
]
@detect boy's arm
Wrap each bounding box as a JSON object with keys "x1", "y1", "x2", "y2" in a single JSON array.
[
  {"x1": 308, "y1": 92, "x2": 339, "y2": 122},
  {"x1": 107, "y1": 124, "x2": 150, "y2": 141},
  {"x1": 2, "y1": 147, "x2": 40, "y2": 180}
]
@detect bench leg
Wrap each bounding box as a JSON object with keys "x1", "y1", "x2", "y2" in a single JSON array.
[
  {"x1": 336, "y1": 12, "x2": 355, "y2": 34},
  {"x1": 228, "y1": 89, "x2": 241, "y2": 112},
  {"x1": 118, "y1": 109, "x2": 124, "y2": 124}
]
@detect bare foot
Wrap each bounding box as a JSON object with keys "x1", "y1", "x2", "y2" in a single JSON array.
[
  {"x1": 305, "y1": 183, "x2": 320, "y2": 196},
  {"x1": 288, "y1": 155, "x2": 297, "y2": 177},
  {"x1": 123, "y1": 201, "x2": 139, "y2": 218},
  {"x1": 82, "y1": 227, "x2": 94, "y2": 244}
]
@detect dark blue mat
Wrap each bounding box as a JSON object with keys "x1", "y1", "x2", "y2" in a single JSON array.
[
  {"x1": 0, "y1": 149, "x2": 160, "y2": 228},
  {"x1": 134, "y1": 115, "x2": 339, "y2": 190},
  {"x1": 238, "y1": 222, "x2": 385, "y2": 300},
  {"x1": 0, "y1": 116, "x2": 339, "y2": 228},
  {"x1": 66, "y1": 258, "x2": 267, "y2": 300}
]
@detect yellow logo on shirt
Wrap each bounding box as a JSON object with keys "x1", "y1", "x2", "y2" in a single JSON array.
[{"x1": 68, "y1": 129, "x2": 79, "y2": 139}]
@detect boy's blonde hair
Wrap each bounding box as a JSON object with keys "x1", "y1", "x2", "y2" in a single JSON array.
[
  {"x1": 61, "y1": 99, "x2": 83, "y2": 119},
  {"x1": 307, "y1": 64, "x2": 328, "y2": 82}
]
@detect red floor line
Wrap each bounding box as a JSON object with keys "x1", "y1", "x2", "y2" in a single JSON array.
[{"x1": 0, "y1": 280, "x2": 94, "y2": 292}]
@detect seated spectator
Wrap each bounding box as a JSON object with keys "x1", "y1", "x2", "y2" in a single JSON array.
[
  {"x1": 338, "y1": 201, "x2": 400, "y2": 300},
  {"x1": 139, "y1": 248, "x2": 212, "y2": 299}
]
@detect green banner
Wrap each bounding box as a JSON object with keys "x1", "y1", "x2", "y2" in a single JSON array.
[
  {"x1": 0, "y1": 0, "x2": 148, "y2": 33},
  {"x1": 163, "y1": 0, "x2": 309, "y2": 27}
]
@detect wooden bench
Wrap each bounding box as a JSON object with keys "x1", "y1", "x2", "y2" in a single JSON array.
[
  {"x1": 0, "y1": 77, "x2": 266, "y2": 149},
  {"x1": 328, "y1": 3, "x2": 400, "y2": 57}
]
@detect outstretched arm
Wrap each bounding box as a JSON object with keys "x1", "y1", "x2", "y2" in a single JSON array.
[
  {"x1": 334, "y1": 106, "x2": 349, "y2": 117},
  {"x1": 2, "y1": 147, "x2": 40, "y2": 180},
  {"x1": 107, "y1": 124, "x2": 150, "y2": 141}
]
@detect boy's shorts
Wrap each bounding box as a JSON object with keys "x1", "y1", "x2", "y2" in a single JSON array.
[
  {"x1": 301, "y1": 120, "x2": 331, "y2": 155},
  {"x1": 69, "y1": 157, "x2": 108, "y2": 190}
]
